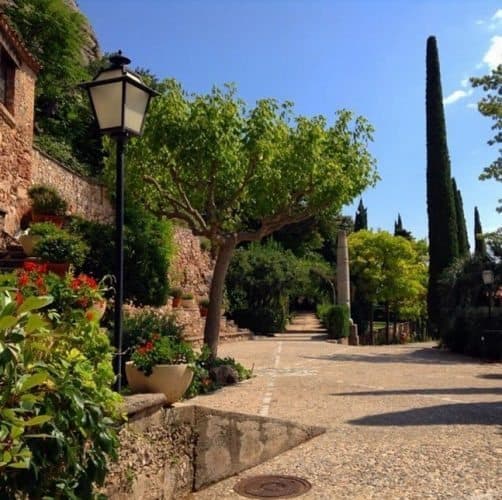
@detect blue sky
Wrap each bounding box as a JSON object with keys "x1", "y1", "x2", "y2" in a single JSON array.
[{"x1": 79, "y1": 0, "x2": 501, "y2": 242}]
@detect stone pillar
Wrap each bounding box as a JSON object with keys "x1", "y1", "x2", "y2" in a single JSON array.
[
  {"x1": 336, "y1": 230, "x2": 359, "y2": 345},
  {"x1": 336, "y1": 230, "x2": 350, "y2": 314}
]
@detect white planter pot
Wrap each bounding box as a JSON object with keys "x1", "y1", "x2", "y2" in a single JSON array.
[
  {"x1": 18, "y1": 234, "x2": 40, "y2": 256},
  {"x1": 125, "y1": 362, "x2": 194, "y2": 404}
]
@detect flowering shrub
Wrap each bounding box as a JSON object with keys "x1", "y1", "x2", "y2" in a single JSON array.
[
  {"x1": 0, "y1": 280, "x2": 121, "y2": 498},
  {"x1": 131, "y1": 333, "x2": 195, "y2": 376},
  {"x1": 8, "y1": 262, "x2": 109, "y2": 324}
]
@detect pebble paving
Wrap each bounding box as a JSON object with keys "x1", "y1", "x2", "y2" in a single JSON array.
[{"x1": 185, "y1": 313, "x2": 502, "y2": 500}]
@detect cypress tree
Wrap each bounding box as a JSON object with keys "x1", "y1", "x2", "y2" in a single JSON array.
[
  {"x1": 426, "y1": 36, "x2": 459, "y2": 332},
  {"x1": 354, "y1": 199, "x2": 367, "y2": 232},
  {"x1": 452, "y1": 178, "x2": 469, "y2": 256},
  {"x1": 474, "y1": 206, "x2": 487, "y2": 257},
  {"x1": 394, "y1": 213, "x2": 412, "y2": 239}
]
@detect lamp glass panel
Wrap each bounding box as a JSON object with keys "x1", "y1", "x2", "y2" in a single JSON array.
[
  {"x1": 124, "y1": 81, "x2": 150, "y2": 134},
  {"x1": 89, "y1": 80, "x2": 123, "y2": 130},
  {"x1": 482, "y1": 270, "x2": 494, "y2": 285}
]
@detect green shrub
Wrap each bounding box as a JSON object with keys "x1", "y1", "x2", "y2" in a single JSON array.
[
  {"x1": 28, "y1": 184, "x2": 67, "y2": 215},
  {"x1": 170, "y1": 287, "x2": 183, "y2": 298},
  {"x1": 29, "y1": 221, "x2": 61, "y2": 237},
  {"x1": 0, "y1": 283, "x2": 121, "y2": 498},
  {"x1": 226, "y1": 242, "x2": 297, "y2": 333},
  {"x1": 320, "y1": 304, "x2": 350, "y2": 339},
  {"x1": 33, "y1": 227, "x2": 89, "y2": 266},
  {"x1": 69, "y1": 206, "x2": 173, "y2": 306}
]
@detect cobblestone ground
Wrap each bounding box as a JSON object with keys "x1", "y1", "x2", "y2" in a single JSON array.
[{"x1": 185, "y1": 313, "x2": 502, "y2": 500}]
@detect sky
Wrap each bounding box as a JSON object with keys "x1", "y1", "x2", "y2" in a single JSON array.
[{"x1": 78, "y1": 0, "x2": 501, "y2": 242}]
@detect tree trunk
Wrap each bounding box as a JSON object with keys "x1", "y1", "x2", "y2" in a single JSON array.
[
  {"x1": 385, "y1": 302, "x2": 390, "y2": 344},
  {"x1": 369, "y1": 303, "x2": 374, "y2": 345},
  {"x1": 393, "y1": 308, "x2": 398, "y2": 343},
  {"x1": 203, "y1": 238, "x2": 237, "y2": 359}
]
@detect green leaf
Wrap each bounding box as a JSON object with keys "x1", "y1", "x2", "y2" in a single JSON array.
[
  {"x1": 25, "y1": 314, "x2": 48, "y2": 333},
  {"x1": 17, "y1": 295, "x2": 53, "y2": 314},
  {"x1": 8, "y1": 459, "x2": 30, "y2": 469},
  {"x1": 19, "y1": 371, "x2": 51, "y2": 392},
  {"x1": 24, "y1": 415, "x2": 52, "y2": 427},
  {"x1": 0, "y1": 315, "x2": 17, "y2": 330}
]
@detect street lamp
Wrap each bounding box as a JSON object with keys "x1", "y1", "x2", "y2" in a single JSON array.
[
  {"x1": 81, "y1": 51, "x2": 158, "y2": 390},
  {"x1": 482, "y1": 269, "x2": 494, "y2": 322}
]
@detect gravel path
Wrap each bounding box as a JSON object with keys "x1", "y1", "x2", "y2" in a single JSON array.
[{"x1": 185, "y1": 313, "x2": 502, "y2": 499}]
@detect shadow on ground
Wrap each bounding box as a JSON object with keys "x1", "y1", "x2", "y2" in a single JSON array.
[
  {"x1": 478, "y1": 373, "x2": 502, "y2": 380},
  {"x1": 334, "y1": 387, "x2": 502, "y2": 397},
  {"x1": 348, "y1": 402, "x2": 502, "y2": 426},
  {"x1": 302, "y1": 347, "x2": 483, "y2": 365}
]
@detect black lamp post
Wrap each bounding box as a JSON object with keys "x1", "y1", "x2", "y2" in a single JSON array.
[{"x1": 81, "y1": 51, "x2": 158, "y2": 390}]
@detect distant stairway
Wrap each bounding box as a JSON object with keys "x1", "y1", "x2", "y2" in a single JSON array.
[{"x1": 0, "y1": 241, "x2": 26, "y2": 274}]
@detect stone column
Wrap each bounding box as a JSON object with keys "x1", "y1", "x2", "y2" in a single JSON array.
[{"x1": 336, "y1": 230, "x2": 359, "y2": 345}]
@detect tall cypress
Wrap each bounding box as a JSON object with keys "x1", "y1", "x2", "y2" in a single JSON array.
[
  {"x1": 354, "y1": 198, "x2": 367, "y2": 232},
  {"x1": 452, "y1": 178, "x2": 469, "y2": 256},
  {"x1": 426, "y1": 36, "x2": 459, "y2": 332},
  {"x1": 474, "y1": 206, "x2": 487, "y2": 257},
  {"x1": 394, "y1": 213, "x2": 412, "y2": 239}
]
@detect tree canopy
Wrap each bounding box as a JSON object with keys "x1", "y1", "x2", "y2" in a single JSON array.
[
  {"x1": 123, "y1": 80, "x2": 378, "y2": 355},
  {"x1": 471, "y1": 64, "x2": 502, "y2": 210},
  {"x1": 348, "y1": 230, "x2": 428, "y2": 335}
]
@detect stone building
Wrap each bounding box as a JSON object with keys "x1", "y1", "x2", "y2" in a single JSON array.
[
  {"x1": 0, "y1": 14, "x2": 113, "y2": 241},
  {"x1": 0, "y1": 13, "x2": 39, "y2": 235}
]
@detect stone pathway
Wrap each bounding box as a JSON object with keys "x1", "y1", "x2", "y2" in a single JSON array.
[{"x1": 185, "y1": 313, "x2": 502, "y2": 500}]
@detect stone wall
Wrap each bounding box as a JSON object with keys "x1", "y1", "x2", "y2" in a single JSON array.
[
  {"x1": 31, "y1": 148, "x2": 114, "y2": 223},
  {"x1": 0, "y1": 61, "x2": 36, "y2": 234},
  {"x1": 169, "y1": 226, "x2": 213, "y2": 298}
]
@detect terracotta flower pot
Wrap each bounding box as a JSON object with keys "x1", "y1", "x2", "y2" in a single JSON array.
[
  {"x1": 172, "y1": 297, "x2": 181, "y2": 308},
  {"x1": 86, "y1": 300, "x2": 107, "y2": 322},
  {"x1": 18, "y1": 234, "x2": 40, "y2": 256},
  {"x1": 125, "y1": 362, "x2": 193, "y2": 404},
  {"x1": 32, "y1": 213, "x2": 65, "y2": 228},
  {"x1": 199, "y1": 306, "x2": 208, "y2": 317},
  {"x1": 46, "y1": 262, "x2": 70, "y2": 277}
]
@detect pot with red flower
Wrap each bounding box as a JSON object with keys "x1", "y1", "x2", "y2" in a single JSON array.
[
  {"x1": 170, "y1": 287, "x2": 183, "y2": 308},
  {"x1": 125, "y1": 333, "x2": 195, "y2": 404},
  {"x1": 32, "y1": 226, "x2": 89, "y2": 277},
  {"x1": 198, "y1": 297, "x2": 210, "y2": 317},
  {"x1": 69, "y1": 273, "x2": 109, "y2": 321}
]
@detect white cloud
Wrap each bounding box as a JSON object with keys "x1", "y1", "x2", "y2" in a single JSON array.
[
  {"x1": 491, "y1": 9, "x2": 502, "y2": 21},
  {"x1": 443, "y1": 88, "x2": 473, "y2": 106},
  {"x1": 466, "y1": 102, "x2": 477, "y2": 109},
  {"x1": 460, "y1": 78, "x2": 469, "y2": 88},
  {"x1": 482, "y1": 36, "x2": 502, "y2": 69}
]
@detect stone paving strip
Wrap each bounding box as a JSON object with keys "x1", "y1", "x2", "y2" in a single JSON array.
[{"x1": 184, "y1": 313, "x2": 501, "y2": 500}]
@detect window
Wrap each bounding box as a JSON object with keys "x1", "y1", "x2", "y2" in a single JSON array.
[{"x1": 0, "y1": 47, "x2": 15, "y2": 113}]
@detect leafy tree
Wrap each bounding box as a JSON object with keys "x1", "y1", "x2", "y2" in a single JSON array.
[
  {"x1": 123, "y1": 81, "x2": 377, "y2": 356},
  {"x1": 354, "y1": 198, "x2": 368, "y2": 231},
  {"x1": 452, "y1": 178, "x2": 470, "y2": 256},
  {"x1": 471, "y1": 65, "x2": 502, "y2": 211},
  {"x1": 425, "y1": 36, "x2": 459, "y2": 333},
  {"x1": 474, "y1": 206, "x2": 487, "y2": 257},
  {"x1": 348, "y1": 230, "x2": 427, "y2": 342},
  {"x1": 394, "y1": 213, "x2": 412, "y2": 239}
]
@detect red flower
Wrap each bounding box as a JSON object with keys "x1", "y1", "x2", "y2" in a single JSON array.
[
  {"x1": 23, "y1": 261, "x2": 47, "y2": 274},
  {"x1": 15, "y1": 291, "x2": 23, "y2": 306},
  {"x1": 145, "y1": 341, "x2": 154, "y2": 351},
  {"x1": 18, "y1": 273, "x2": 29, "y2": 287}
]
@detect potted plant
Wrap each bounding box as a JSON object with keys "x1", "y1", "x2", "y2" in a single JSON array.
[
  {"x1": 125, "y1": 334, "x2": 195, "y2": 403},
  {"x1": 28, "y1": 185, "x2": 68, "y2": 227},
  {"x1": 170, "y1": 287, "x2": 183, "y2": 308},
  {"x1": 33, "y1": 227, "x2": 89, "y2": 276},
  {"x1": 68, "y1": 273, "x2": 109, "y2": 321},
  {"x1": 18, "y1": 222, "x2": 58, "y2": 256},
  {"x1": 199, "y1": 297, "x2": 210, "y2": 317},
  {"x1": 181, "y1": 292, "x2": 194, "y2": 308}
]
